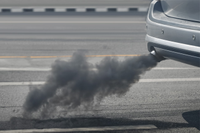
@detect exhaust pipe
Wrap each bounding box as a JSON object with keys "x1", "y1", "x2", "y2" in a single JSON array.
[{"x1": 150, "y1": 50, "x2": 163, "y2": 62}]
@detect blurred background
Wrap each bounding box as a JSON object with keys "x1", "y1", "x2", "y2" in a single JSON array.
[{"x1": 0, "y1": 0, "x2": 151, "y2": 7}]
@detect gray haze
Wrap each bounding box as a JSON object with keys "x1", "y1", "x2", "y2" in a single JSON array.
[{"x1": 23, "y1": 52, "x2": 157, "y2": 118}]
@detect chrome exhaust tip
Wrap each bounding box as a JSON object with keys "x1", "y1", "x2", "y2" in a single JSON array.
[
  {"x1": 150, "y1": 50, "x2": 163, "y2": 62},
  {"x1": 150, "y1": 50, "x2": 156, "y2": 56}
]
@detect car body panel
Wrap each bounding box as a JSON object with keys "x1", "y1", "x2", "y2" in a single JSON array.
[{"x1": 146, "y1": 0, "x2": 200, "y2": 67}]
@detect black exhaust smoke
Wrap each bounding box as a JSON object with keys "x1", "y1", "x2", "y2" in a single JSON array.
[{"x1": 23, "y1": 52, "x2": 158, "y2": 118}]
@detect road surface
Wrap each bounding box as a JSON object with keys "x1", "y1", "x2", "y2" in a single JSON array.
[
  {"x1": 0, "y1": 13, "x2": 200, "y2": 132},
  {"x1": 0, "y1": 0, "x2": 151, "y2": 7}
]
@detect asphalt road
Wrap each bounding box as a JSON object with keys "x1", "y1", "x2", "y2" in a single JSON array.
[
  {"x1": 0, "y1": 0, "x2": 151, "y2": 7},
  {"x1": 0, "y1": 13, "x2": 200, "y2": 132}
]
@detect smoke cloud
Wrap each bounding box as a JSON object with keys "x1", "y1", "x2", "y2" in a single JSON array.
[{"x1": 23, "y1": 52, "x2": 157, "y2": 118}]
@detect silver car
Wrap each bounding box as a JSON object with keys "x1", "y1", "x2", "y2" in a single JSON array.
[{"x1": 146, "y1": 0, "x2": 200, "y2": 67}]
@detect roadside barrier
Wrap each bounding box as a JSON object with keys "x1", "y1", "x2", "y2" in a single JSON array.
[{"x1": 0, "y1": 7, "x2": 148, "y2": 13}]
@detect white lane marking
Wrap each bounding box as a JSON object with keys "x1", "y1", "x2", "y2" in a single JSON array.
[
  {"x1": 0, "y1": 68, "x2": 51, "y2": 71},
  {"x1": 0, "y1": 78, "x2": 200, "y2": 86},
  {"x1": 0, "y1": 82, "x2": 44, "y2": 86},
  {"x1": 96, "y1": 8, "x2": 107, "y2": 12},
  {"x1": 34, "y1": 8, "x2": 45, "y2": 12},
  {"x1": 55, "y1": 8, "x2": 66, "y2": 12},
  {"x1": 0, "y1": 125, "x2": 157, "y2": 133},
  {"x1": 11, "y1": 8, "x2": 23, "y2": 12},
  {"x1": 76, "y1": 8, "x2": 86, "y2": 12},
  {"x1": 140, "y1": 78, "x2": 200, "y2": 83},
  {"x1": 138, "y1": 7, "x2": 148, "y2": 12},
  {"x1": 152, "y1": 67, "x2": 199, "y2": 70},
  {"x1": 117, "y1": 8, "x2": 129, "y2": 12},
  {"x1": 0, "y1": 67, "x2": 198, "y2": 71},
  {"x1": 0, "y1": 21, "x2": 145, "y2": 24}
]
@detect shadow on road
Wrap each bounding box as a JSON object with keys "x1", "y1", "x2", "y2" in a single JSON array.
[
  {"x1": 0, "y1": 117, "x2": 190, "y2": 130},
  {"x1": 183, "y1": 110, "x2": 200, "y2": 130}
]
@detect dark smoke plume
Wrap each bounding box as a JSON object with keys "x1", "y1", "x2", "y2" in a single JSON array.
[{"x1": 23, "y1": 52, "x2": 157, "y2": 118}]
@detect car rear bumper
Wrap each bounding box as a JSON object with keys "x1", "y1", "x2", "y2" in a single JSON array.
[
  {"x1": 146, "y1": 35, "x2": 200, "y2": 66},
  {"x1": 146, "y1": 0, "x2": 200, "y2": 67}
]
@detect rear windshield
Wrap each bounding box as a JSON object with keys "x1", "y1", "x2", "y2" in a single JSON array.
[{"x1": 161, "y1": 0, "x2": 200, "y2": 22}]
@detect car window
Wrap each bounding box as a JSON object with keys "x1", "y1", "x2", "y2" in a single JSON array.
[{"x1": 161, "y1": 0, "x2": 200, "y2": 22}]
